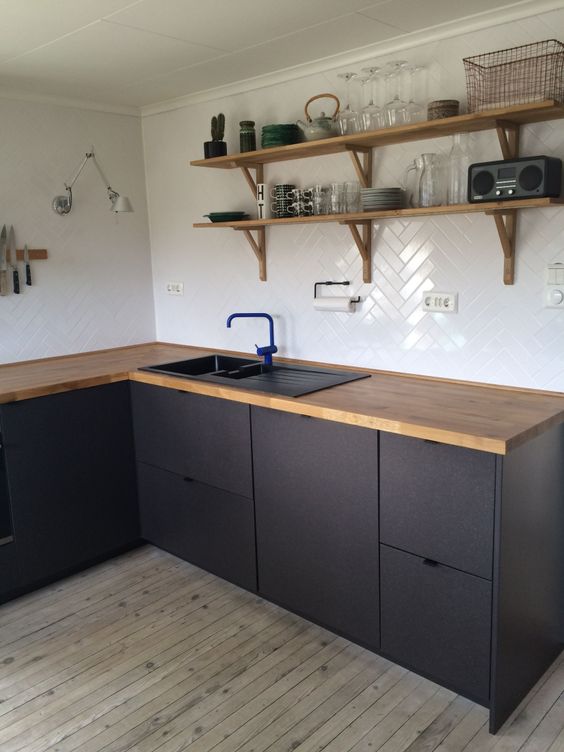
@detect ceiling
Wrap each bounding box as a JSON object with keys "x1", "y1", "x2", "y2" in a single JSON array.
[{"x1": 0, "y1": 0, "x2": 547, "y2": 112}]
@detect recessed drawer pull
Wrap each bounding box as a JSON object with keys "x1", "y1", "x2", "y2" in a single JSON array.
[
  {"x1": 423, "y1": 439, "x2": 440, "y2": 445},
  {"x1": 183, "y1": 476, "x2": 194, "y2": 483},
  {"x1": 423, "y1": 558, "x2": 439, "y2": 567}
]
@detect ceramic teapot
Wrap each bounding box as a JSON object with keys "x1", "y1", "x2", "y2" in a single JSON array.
[{"x1": 297, "y1": 93, "x2": 340, "y2": 141}]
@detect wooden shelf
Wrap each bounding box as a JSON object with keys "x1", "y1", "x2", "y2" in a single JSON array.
[
  {"x1": 191, "y1": 101, "x2": 564, "y2": 284},
  {"x1": 190, "y1": 101, "x2": 564, "y2": 170},
  {"x1": 193, "y1": 198, "x2": 564, "y2": 229}
]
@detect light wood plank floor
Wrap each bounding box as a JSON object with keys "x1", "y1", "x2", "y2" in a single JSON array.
[{"x1": 0, "y1": 546, "x2": 562, "y2": 752}]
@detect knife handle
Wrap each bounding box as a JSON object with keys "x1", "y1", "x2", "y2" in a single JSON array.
[
  {"x1": 0, "y1": 270, "x2": 8, "y2": 296},
  {"x1": 25, "y1": 263, "x2": 32, "y2": 286},
  {"x1": 12, "y1": 268, "x2": 19, "y2": 294}
]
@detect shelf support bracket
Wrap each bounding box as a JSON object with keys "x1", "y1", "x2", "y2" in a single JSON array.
[
  {"x1": 345, "y1": 146, "x2": 373, "y2": 188},
  {"x1": 234, "y1": 226, "x2": 267, "y2": 281},
  {"x1": 485, "y1": 208, "x2": 517, "y2": 285},
  {"x1": 340, "y1": 220, "x2": 372, "y2": 283},
  {"x1": 239, "y1": 164, "x2": 264, "y2": 199},
  {"x1": 495, "y1": 120, "x2": 520, "y2": 160}
]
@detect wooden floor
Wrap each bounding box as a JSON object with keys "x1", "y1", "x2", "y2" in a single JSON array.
[{"x1": 0, "y1": 547, "x2": 562, "y2": 752}]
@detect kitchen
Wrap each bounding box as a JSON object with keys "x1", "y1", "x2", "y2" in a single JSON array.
[{"x1": 0, "y1": 1, "x2": 564, "y2": 750}]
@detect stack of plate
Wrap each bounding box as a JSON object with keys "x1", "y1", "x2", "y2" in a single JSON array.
[
  {"x1": 203, "y1": 212, "x2": 249, "y2": 223},
  {"x1": 261, "y1": 124, "x2": 302, "y2": 148},
  {"x1": 361, "y1": 187, "x2": 405, "y2": 211}
]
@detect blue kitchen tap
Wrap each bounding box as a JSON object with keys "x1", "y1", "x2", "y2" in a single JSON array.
[{"x1": 226, "y1": 313, "x2": 278, "y2": 366}]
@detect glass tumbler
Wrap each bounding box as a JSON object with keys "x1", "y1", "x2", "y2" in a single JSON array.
[
  {"x1": 311, "y1": 184, "x2": 328, "y2": 215},
  {"x1": 329, "y1": 183, "x2": 345, "y2": 214},
  {"x1": 345, "y1": 181, "x2": 361, "y2": 213}
]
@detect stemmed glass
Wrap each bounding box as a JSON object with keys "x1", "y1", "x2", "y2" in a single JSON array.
[
  {"x1": 336, "y1": 72, "x2": 360, "y2": 135},
  {"x1": 360, "y1": 66, "x2": 383, "y2": 131},
  {"x1": 383, "y1": 60, "x2": 408, "y2": 127},
  {"x1": 403, "y1": 65, "x2": 426, "y2": 123}
]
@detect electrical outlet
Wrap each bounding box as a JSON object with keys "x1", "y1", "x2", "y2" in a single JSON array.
[
  {"x1": 545, "y1": 287, "x2": 564, "y2": 308},
  {"x1": 422, "y1": 292, "x2": 458, "y2": 313},
  {"x1": 166, "y1": 282, "x2": 184, "y2": 296}
]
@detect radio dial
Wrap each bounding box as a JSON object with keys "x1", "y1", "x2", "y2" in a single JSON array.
[
  {"x1": 508, "y1": 189, "x2": 515, "y2": 195},
  {"x1": 495, "y1": 189, "x2": 502, "y2": 196}
]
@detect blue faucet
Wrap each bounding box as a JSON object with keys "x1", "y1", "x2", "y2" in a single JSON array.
[{"x1": 226, "y1": 313, "x2": 278, "y2": 366}]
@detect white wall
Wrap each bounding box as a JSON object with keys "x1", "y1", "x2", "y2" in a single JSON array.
[
  {"x1": 0, "y1": 98, "x2": 155, "y2": 364},
  {"x1": 144, "y1": 9, "x2": 564, "y2": 392}
]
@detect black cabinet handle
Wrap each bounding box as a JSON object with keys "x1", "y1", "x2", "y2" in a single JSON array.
[
  {"x1": 423, "y1": 439, "x2": 440, "y2": 446},
  {"x1": 423, "y1": 558, "x2": 439, "y2": 567},
  {"x1": 183, "y1": 476, "x2": 194, "y2": 483}
]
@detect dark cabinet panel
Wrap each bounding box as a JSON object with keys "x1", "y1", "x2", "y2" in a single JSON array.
[
  {"x1": 252, "y1": 407, "x2": 379, "y2": 649},
  {"x1": 1, "y1": 383, "x2": 139, "y2": 585},
  {"x1": 380, "y1": 433, "x2": 495, "y2": 579},
  {"x1": 138, "y1": 462, "x2": 256, "y2": 591},
  {"x1": 380, "y1": 544, "x2": 491, "y2": 704},
  {"x1": 0, "y1": 542, "x2": 21, "y2": 601},
  {"x1": 131, "y1": 382, "x2": 252, "y2": 499}
]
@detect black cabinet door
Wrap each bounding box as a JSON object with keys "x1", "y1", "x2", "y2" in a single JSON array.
[
  {"x1": 0, "y1": 542, "x2": 21, "y2": 601},
  {"x1": 380, "y1": 433, "x2": 495, "y2": 579},
  {"x1": 380, "y1": 544, "x2": 491, "y2": 704},
  {"x1": 138, "y1": 463, "x2": 256, "y2": 591},
  {"x1": 1, "y1": 383, "x2": 139, "y2": 585},
  {"x1": 252, "y1": 407, "x2": 379, "y2": 649},
  {"x1": 131, "y1": 383, "x2": 252, "y2": 499}
]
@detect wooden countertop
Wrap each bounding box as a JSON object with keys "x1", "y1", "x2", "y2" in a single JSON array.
[{"x1": 1, "y1": 342, "x2": 563, "y2": 455}]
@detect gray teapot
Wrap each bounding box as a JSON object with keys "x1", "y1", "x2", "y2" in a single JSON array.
[{"x1": 297, "y1": 93, "x2": 340, "y2": 141}]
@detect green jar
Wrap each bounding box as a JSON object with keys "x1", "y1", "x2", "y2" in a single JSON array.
[{"x1": 239, "y1": 121, "x2": 256, "y2": 153}]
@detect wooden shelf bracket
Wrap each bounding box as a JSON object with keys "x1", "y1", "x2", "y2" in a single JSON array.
[
  {"x1": 486, "y1": 208, "x2": 518, "y2": 285},
  {"x1": 239, "y1": 164, "x2": 264, "y2": 199},
  {"x1": 345, "y1": 146, "x2": 373, "y2": 189},
  {"x1": 495, "y1": 120, "x2": 520, "y2": 160},
  {"x1": 234, "y1": 226, "x2": 267, "y2": 281},
  {"x1": 340, "y1": 220, "x2": 372, "y2": 283}
]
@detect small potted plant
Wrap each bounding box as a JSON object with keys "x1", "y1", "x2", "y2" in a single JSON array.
[{"x1": 204, "y1": 113, "x2": 227, "y2": 158}]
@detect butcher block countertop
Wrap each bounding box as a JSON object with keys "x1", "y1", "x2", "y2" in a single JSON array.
[{"x1": 1, "y1": 342, "x2": 563, "y2": 454}]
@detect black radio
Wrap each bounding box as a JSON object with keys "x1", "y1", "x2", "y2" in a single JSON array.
[{"x1": 468, "y1": 155, "x2": 562, "y2": 202}]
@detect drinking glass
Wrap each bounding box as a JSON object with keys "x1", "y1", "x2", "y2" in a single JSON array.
[
  {"x1": 403, "y1": 65, "x2": 426, "y2": 123},
  {"x1": 359, "y1": 67, "x2": 382, "y2": 131},
  {"x1": 311, "y1": 184, "x2": 328, "y2": 215},
  {"x1": 336, "y1": 73, "x2": 360, "y2": 135},
  {"x1": 345, "y1": 181, "x2": 361, "y2": 213},
  {"x1": 329, "y1": 183, "x2": 345, "y2": 214},
  {"x1": 383, "y1": 60, "x2": 408, "y2": 127}
]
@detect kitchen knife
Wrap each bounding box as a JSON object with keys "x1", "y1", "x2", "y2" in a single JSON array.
[
  {"x1": 8, "y1": 226, "x2": 19, "y2": 294},
  {"x1": 0, "y1": 226, "x2": 8, "y2": 296},
  {"x1": 24, "y1": 244, "x2": 32, "y2": 286}
]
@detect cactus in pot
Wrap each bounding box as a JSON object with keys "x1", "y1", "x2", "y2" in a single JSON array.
[{"x1": 204, "y1": 113, "x2": 227, "y2": 158}]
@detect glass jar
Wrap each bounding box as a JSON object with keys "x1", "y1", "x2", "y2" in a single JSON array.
[{"x1": 239, "y1": 121, "x2": 256, "y2": 153}]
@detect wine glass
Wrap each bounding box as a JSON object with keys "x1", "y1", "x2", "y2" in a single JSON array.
[
  {"x1": 360, "y1": 66, "x2": 383, "y2": 131},
  {"x1": 383, "y1": 60, "x2": 408, "y2": 127},
  {"x1": 336, "y1": 72, "x2": 360, "y2": 135},
  {"x1": 403, "y1": 65, "x2": 426, "y2": 123}
]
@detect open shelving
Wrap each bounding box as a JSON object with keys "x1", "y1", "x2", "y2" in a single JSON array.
[{"x1": 190, "y1": 100, "x2": 564, "y2": 284}]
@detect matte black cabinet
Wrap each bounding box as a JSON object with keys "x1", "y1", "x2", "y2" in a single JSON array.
[
  {"x1": 131, "y1": 383, "x2": 256, "y2": 589},
  {"x1": 251, "y1": 407, "x2": 380, "y2": 649},
  {"x1": 138, "y1": 462, "x2": 256, "y2": 590},
  {"x1": 0, "y1": 382, "x2": 139, "y2": 588},
  {"x1": 131, "y1": 382, "x2": 253, "y2": 498},
  {"x1": 380, "y1": 434, "x2": 495, "y2": 579},
  {"x1": 380, "y1": 544, "x2": 492, "y2": 703}
]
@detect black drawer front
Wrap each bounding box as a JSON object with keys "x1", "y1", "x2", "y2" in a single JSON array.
[
  {"x1": 380, "y1": 544, "x2": 491, "y2": 704},
  {"x1": 0, "y1": 541, "x2": 21, "y2": 600},
  {"x1": 138, "y1": 462, "x2": 256, "y2": 592},
  {"x1": 131, "y1": 382, "x2": 253, "y2": 499},
  {"x1": 380, "y1": 433, "x2": 495, "y2": 579}
]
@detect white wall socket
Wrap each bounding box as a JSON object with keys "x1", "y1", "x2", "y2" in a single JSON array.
[
  {"x1": 422, "y1": 292, "x2": 458, "y2": 313},
  {"x1": 545, "y1": 263, "x2": 564, "y2": 308},
  {"x1": 166, "y1": 282, "x2": 184, "y2": 296}
]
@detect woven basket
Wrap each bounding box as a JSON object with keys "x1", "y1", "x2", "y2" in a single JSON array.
[{"x1": 463, "y1": 39, "x2": 564, "y2": 112}]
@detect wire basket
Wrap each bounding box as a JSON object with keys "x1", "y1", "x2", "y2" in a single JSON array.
[{"x1": 463, "y1": 39, "x2": 564, "y2": 112}]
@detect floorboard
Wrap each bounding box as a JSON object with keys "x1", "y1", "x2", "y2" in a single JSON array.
[{"x1": 0, "y1": 546, "x2": 561, "y2": 752}]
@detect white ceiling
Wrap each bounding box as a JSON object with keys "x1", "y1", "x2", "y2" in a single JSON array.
[{"x1": 0, "y1": 0, "x2": 550, "y2": 112}]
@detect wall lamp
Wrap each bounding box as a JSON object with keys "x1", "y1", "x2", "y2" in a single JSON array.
[{"x1": 52, "y1": 147, "x2": 133, "y2": 215}]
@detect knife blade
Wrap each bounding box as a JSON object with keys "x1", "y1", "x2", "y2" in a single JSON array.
[
  {"x1": 0, "y1": 226, "x2": 8, "y2": 296},
  {"x1": 8, "y1": 226, "x2": 19, "y2": 294},
  {"x1": 24, "y1": 244, "x2": 32, "y2": 286}
]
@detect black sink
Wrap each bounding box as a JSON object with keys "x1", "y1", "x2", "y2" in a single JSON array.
[{"x1": 140, "y1": 355, "x2": 369, "y2": 397}]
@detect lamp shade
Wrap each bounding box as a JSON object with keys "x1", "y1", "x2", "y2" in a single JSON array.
[{"x1": 111, "y1": 195, "x2": 133, "y2": 213}]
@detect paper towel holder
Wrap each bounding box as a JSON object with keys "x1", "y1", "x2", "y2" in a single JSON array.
[{"x1": 314, "y1": 280, "x2": 360, "y2": 303}]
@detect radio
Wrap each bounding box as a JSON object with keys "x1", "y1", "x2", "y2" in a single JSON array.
[{"x1": 468, "y1": 156, "x2": 562, "y2": 202}]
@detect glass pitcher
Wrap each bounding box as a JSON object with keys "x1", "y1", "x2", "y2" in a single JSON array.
[
  {"x1": 418, "y1": 153, "x2": 444, "y2": 207},
  {"x1": 402, "y1": 156, "x2": 425, "y2": 208}
]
